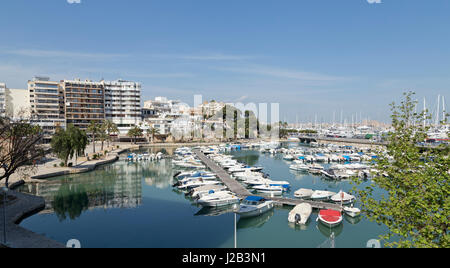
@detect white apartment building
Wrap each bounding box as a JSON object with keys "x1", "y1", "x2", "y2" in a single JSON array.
[
  {"x1": 0, "y1": 83, "x2": 6, "y2": 117},
  {"x1": 5, "y1": 88, "x2": 31, "y2": 119},
  {"x1": 28, "y1": 77, "x2": 66, "y2": 142},
  {"x1": 103, "y1": 80, "x2": 142, "y2": 135}
]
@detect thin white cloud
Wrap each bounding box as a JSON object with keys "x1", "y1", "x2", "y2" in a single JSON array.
[
  {"x1": 150, "y1": 53, "x2": 253, "y2": 61},
  {"x1": 67, "y1": 0, "x2": 81, "y2": 4},
  {"x1": 4, "y1": 49, "x2": 127, "y2": 59},
  {"x1": 216, "y1": 65, "x2": 350, "y2": 82}
]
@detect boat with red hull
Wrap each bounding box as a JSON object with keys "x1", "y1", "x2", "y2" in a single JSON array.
[{"x1": 318, "y1": 209, "x2": 343, "y2": 227}]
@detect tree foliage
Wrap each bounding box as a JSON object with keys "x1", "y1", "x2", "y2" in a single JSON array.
[
  {"x1": 51, "y1": 124, "x2": 88, "y2": 167},
  {"x1": 352, "y1": 92, "x2": 449, "y2": 248},
  {"x1": 0, "y1": 117, "x2": 47, "y2": 187},
  {"x1": 128, "y1": 126, "x2": 143, "y2": 144}
]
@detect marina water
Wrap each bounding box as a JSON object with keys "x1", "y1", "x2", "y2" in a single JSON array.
[{"x1": 18, "y1": 145, "x2": 388, "y2": 248}]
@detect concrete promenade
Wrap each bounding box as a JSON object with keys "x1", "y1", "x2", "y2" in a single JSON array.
[{"x1": 0, "y1": 191, "x2": 65, "y2": 248}]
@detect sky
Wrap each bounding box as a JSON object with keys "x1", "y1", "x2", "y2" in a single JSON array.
[{"x1": 0, "y1": 0, "x2": 449, "y2": 123}]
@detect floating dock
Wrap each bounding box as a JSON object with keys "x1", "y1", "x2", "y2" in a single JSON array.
[{"x1": 193, "y1": 149, "x2": 343, "y2": 211}]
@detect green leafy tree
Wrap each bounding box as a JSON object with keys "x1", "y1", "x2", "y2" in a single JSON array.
[
  {"x1": 51, "y1": 124, "x2": 88, "y2": 167},
  {"x1": 352, "y1": 92, "x2": 449, "y2": 248},
  {"x1": 0, "y1": 117, "x2": 47, "y2": 188},
  {"x1": 68, "y1": 125, "x2": 88, "y2": 166}
]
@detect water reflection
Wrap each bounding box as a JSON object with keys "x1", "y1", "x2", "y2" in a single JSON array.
[
  {"x1": 229, "y1": 152, "x2": 260, "y2": 166},
  {"x1": 237, "y1": 210, "x2": 274, "y2": 229},
  {"x1": 317, "y1": 221, "x2": 344, "y2": 238},
  {"x1": 344, "y1": 214, "x2": 362, "y2": 225},
  {"x1": 19, "y1": 159, "x2": 176, "y2": 221},
  {"x1": 195, "y1": 206, "x2": 235, "y2": 217}
]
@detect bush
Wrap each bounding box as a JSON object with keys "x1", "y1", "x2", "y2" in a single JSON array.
[
  {"x1": 53, "y1": 164, "x2": 57, "y2": 168},
  {"x1": 117, "y1": 145, "x2": 120, "y2": 149},
  {"x1": 92, "y1": 154, "x2": 98, "y2": 160},
  {"x1": 59, "y1": 162, "x2": 65, "y2": 167}
]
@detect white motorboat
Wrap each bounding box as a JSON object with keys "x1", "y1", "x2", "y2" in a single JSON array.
[
  {"x1": 236, "y1": 196, "x2": 275, "y2": 218},
  {"x1": 310, "y1": 190, "x2": 336, "y2": 201},
  {"x1": 288, "y1": 203, "x2": 312, "y2": 225},
  {"x1": 308, "y1": 164, "x2": 324, "y2": 174},
  {"x1": 294, "y1": 188, "x2": 314, "y2": 199},
  {"x1": 253, "y1": 185, "x2": 284, "y2": 195},
  {"x1": 289, "y1": 164, "x2": 309, "y2": 172},
  {"x1": 331, "y1": 190, "x2": 356, "y2": 204},
  {"x1": 175, "y1": 170, "x2": 215, "y2": 180},
  {"x1": 343, "y1": 206, "x2": 361, "y2": 218},
  {"x1": 177, "y1": 179, "x2": 222, "y2": 190},
  {"x1": 317, "y1": 209, "x2": 343, "y2": 227},
  {"x1": 197, "y1": 192, "x2": 240, "y2": 207},
  {"x1": 283, "y1": 155, "x2": 295, "y2": 161},
  {"x1": 189, "y1": 185, "x2": 228, "y2": 199}
]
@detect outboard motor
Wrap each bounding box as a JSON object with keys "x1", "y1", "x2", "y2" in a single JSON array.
[{"x1": 295, "y1": 214, "x2": 301, "y2": 224}]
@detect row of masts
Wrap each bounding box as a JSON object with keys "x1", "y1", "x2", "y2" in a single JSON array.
[
  {"x1": 290, "y1": 95, "x2": 447, "y2": 128},
  {"x1": 421, "y1": 95, "x2": 447, "y2": 127}
]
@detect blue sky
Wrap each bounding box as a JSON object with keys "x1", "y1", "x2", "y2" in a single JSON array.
[{"x1": 0, "y1": 0, "x2": 449, "y2": 123}]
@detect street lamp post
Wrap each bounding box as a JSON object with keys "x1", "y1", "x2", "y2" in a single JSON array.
[
  {"x1": 1, "y1": 187, "x2": 8, "y2": 246},
  {"x1": 232, "y1": 203, "x2": 238, "y2": 249}
]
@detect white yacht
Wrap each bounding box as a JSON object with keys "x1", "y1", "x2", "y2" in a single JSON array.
[{"x1": 236, "y1": 196, "x2": 275, "y2": 218}]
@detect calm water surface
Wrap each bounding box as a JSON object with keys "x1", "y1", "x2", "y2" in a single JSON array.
[{"x1": 19, "y1": 145, "x2": 388, "y2": 248}]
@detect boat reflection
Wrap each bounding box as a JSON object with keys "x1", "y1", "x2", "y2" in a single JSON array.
[
  {"x1": 237, "y1": 209, "x2": 275, "y2": 229},
  {"x1": 344, "y1": 214, "x2": 362, "y2": 225},
  {"x1": 194, "y1": 205, "x2": 235, "y2": 217},
  {"x1": 317, "y1": 220, "x2": 344, "y2": 238}
]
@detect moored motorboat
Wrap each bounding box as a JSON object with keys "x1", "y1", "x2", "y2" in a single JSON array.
[
  {"x1": 197, "y1": 192, "x2": 240, "y2": 207},
  {"x1": 317, "y1": 209, "x2": 343, "y2": 227},
  {"x1": 236, "y1": 196, "x2": 275, "y2": 218},
  {"x1": 330, "y1": 191, "x2": 356, "y2": 204},
  {"x1": 294, "y1": 188, "x2": 314, "y2": 199},
  {"x1": 310, "y1": 190, "x2": 336, "y2": 201},
  {"x1": 288, "y1": 203, "x2": 312, "y2": 225},
  {"x1": 343, "y1": 206, "x2": 361, "y2": 218},
  {"x1": 253, "y1": 185, "x2": 284, "y2": 195}
]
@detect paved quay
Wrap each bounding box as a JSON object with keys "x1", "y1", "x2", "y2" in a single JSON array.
[
  {"x1": 2, "y1": 144, "x2": 138, "y2": 188},
  {"x1": 0, "y1": 191, "x2": 65, "y2": 248}
]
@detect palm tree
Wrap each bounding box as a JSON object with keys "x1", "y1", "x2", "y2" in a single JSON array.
[
  {"x1": 99, "y1": 125, "x2": 109, "y2": 152},
  {"x1": 69, "y1": 125, "x2": 88, "y2": 166},
  {"x1": 87, "y1": 121, "x2": 101, "y2": 154},
  {"x1": 104, "y1": 120, "x2": 119, "y2": 147},
  {"x1": 146, "y1": 127, "x2": 160, "y2": 143},
  {"x1": 128, "y1": 126, "x2": 143, "y2": 144}
]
